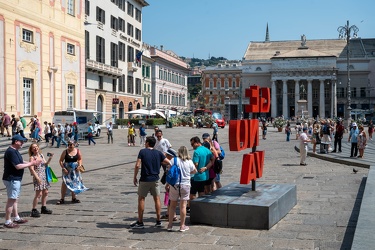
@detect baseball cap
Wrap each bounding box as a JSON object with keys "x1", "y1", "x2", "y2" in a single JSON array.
[
  {"x1": 202, "y1": 133, "x2": 210, "y2": 139},
  {"x1": 165, "y1": 148, "x2": 177, "y2": 157},
  {"x1": 352, "y1": 122, "x2": 357, "y2": 127},
  {"x1": 303, "y1": 127, "x2": 308, "y2": 131},
  {"x1": 12, "y1": 134, "x2": 27, "y2": 142}
]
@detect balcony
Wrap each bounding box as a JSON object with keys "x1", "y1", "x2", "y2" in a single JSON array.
[
  {"x1": 128, "y1": 62, "x2": 139, "y2": 72},
  {"x1": 86, "y1": 59, "x2": 123, "y2": 77}
]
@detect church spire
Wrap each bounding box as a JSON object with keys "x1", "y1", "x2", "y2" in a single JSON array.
[{"x1": 265, "y1": 23, "x2": 270, "y2": 42}]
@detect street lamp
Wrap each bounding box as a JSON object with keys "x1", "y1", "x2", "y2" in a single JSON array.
[
  {"x1": 331, "y1": 68, "x2": 337, "y2": 118},
  {"x1": 337, "y1": 20, "x2": 359, "y2": 127}
]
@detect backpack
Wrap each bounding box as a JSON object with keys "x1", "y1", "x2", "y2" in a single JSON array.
[
  {"x1": 213, "y1": 158, "x2": 223, "y2": 174},
  {"x1": 219, "y1": 146, "x2": 225, "y2": 160},
  {"x1": 322, "y1": 125, "x2": 329, "y2": 135},
  {"x1": 166, "y1": 157, "x2": 181, "y2": 186}
]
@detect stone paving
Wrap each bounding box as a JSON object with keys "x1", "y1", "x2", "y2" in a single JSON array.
[{"x1": 0, "y1": 125, "x2": 370, "y2": 249}]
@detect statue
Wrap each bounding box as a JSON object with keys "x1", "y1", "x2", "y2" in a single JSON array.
[{"x1": 301, "y1": 34, "x2": 307, "y2": 47}]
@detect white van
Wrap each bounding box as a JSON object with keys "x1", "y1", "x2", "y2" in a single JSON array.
[{"x1": 52, "y1": 109, "x2": 102, "y2": 138}]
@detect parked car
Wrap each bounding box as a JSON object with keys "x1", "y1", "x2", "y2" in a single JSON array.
[{"x1": 212, "y1": 112, "x2": 226, "y2": 128}]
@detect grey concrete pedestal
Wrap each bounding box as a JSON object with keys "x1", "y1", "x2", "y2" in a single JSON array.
[{"x1": 190, "y1": 182, "x2": 297, "y2": 229}]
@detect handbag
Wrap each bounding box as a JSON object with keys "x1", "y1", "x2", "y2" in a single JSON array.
[
  {"x1": 45, "y1": 165, "x2": 58, "y2": 183},
  {"x1": 77, "y1": 165, "x2": 85, "y2": 173}
]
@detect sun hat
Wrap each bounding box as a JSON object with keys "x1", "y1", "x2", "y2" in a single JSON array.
[{"x1": 165, "y1": 148, "x2": 177, "y2": 157}]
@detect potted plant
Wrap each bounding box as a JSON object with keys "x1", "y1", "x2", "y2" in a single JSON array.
[{"x1": 273, "y1": 117, "x2": 287, "y2": 132}]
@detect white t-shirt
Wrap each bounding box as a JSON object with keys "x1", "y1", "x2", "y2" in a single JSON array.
[
  {"x1": 169, "y1": 158, "x2": 195, "y2": 186},
  {"x1": 154, "y1": 138, "x2": 171, "y2": 153},
  {"x1": 299, "y1": 132, "x2": 309, "y2": 146}
]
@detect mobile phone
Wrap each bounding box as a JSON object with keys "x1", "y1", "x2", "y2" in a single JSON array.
[{"x1": 47, "y1": 153, "x2": 52, "y2": 157}]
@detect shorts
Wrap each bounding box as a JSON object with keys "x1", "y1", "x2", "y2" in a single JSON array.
[
  {"x1": 205, "y1": 178, "x2": 214, "y2": 186},
  {"x1": 169, "y1": 184, "x2": 190, "y2": 201},
  {"x1": 3, "y1": 180, "x2": 21, "y2": 199},
  {"x1": 215, "y1": 174, "x2": 221, "y2": 182},
  {"x1": 138, "y1": 180, "x2": 160, "y2": 197},
  {"x1": 190, "y1": 179, "x2": 206, "y2": 195}
]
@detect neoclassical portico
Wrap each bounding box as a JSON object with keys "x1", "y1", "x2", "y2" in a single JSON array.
[{"x1": 270, "y1": 72, "x2": 337, "y2": 119}]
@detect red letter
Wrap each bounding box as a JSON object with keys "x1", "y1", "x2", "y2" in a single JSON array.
[{"x1": 260, "y1": 87, "x2": 270, "y2": 113}]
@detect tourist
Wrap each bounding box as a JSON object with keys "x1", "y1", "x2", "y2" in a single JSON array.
[
  {"x1": 348, "y1": 123, "x2": 359, "y2": 158},
  {"x1": 332, "y1": 119, "x2": 344, "y2": 153},
  {"x1": 357, "y1": 125, "x2": 367, "y2": 158},
  {"x1": 166, "y1": 146, "x2": 197, "y2": 232},
  {"x1": 139, "y1": 123, "x2": 147, "y2": 147},
  {"x1": 3, "y1": 135, "x2": 42, "y2": 228},
  {"x1": 107, "y1": 121, "x2": 113, "y2": 144},
  {"x1": 28, "y1": 143, "x2": 53, "y2": 217},
  {"x1": 130, "y1": 136, "x2": 170, "y2": 229},
  {"x1": 299, "y1": 127, "x2": 310, "y2": 166}
]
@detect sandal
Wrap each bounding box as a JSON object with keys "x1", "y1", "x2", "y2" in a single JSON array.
[
  {"x1": 72, "y1": 198, "x2": 81, "y2": 203},
  {"x1": 56, "y1": 199, "x2": 64, "y2": 205}
]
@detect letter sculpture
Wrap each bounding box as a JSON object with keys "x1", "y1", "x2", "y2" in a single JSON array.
[{"x1": 229, "y1": 85, "x2": 270, "y2": 190}]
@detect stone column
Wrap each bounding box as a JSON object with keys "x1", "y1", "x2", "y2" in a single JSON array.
[
  {"x1": 319, "y1": 79, "x2": 325, "y2": 118},
  {"x1": 271, "y1": 80, "x2": 277, "y2": 118},
  {"x1": 331, "y1": 81, "x2": 337, "y2": 118},
  {"x1": 307, "y1": 80, "x2": 313, "y2": 117},
  {"x1": 294, "y1": 80, "x2": 299, "y2": 116},
  {"x1": 283, "y1": 80, "x2": 288, "y2": 118}
]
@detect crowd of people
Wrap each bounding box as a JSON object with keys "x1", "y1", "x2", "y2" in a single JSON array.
[{"x1": 295, "y1": 118, "x2": 372, "y2": 166}]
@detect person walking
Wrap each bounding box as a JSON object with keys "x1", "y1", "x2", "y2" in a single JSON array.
[
  {"x1": 139, "y1": 123, "x2": 147, "y2": 147},
  {"x1": 299, "y1": 127, "x2": 310, "y2": 166},
  {"x1": 10, "y1": 114, "x2": 17, "y2": 137},
  {"x1": 154, "y1": 129, "x2": 172, "y2": 153},
  {"x1": 130, "y1": 136, "x2": 170, "y2": 229},
  {"x1": 128, "y1": 123, "x2": 136, "y2": 146},
  {"x1": 15, "y1": 118, "x2": 25, "y2": 138},
  {"x1": 348, "y1": 122, "x2": 360, "y2": 158},
  {"x1": 332, "y1": 119, "x2": 345, "y2": 153},
  {"x1": 1, "y1": 112, "x2": 11, "y2": 137},
  {"x1": 87, "y1": 122, "x2": 96, "y2": 146},
  {"x1": 166, "y1": 146, "x2": 197, "y2": 232},
  {"x1": 56, "y1": 141, "x2": 88, "y2": 205},
  {"x1": 28, "y1": 143, "x2": 54, "y2": 217},
  {"x1": 3, "y1": 134, "x2": 42, "y2": 228},
  {"x1": 285, "y1": 122, "x2": 291, "y2": 142},
  {"x1": 43, "y1": 121, "x2": 52, "y2": 144},
  {"x1": 311, "y1": 123, "x2": 321, "y2": 154},
  {"x1": 107, "y1": 121, "x2": 113, "y2": 144},
  {"x1": 368, "y1": 120, "x2": 374, "y2": 140},
  {"x1": 56, "y1": 123, "x2": 68, "y2": 148},
  {"x1": 357, "y1": 125, "x2": 367, "y2": 158},
  {"x1": 212, "y1": 122, "x2": 218, "y2": 142},
  {"x1": 261, "y1": 120, "x2": 268, "y2": 140}
]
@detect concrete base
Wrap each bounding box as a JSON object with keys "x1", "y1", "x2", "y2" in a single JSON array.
[{"x1": 190, "y1": 182, "x2": 297, "y2": 230}]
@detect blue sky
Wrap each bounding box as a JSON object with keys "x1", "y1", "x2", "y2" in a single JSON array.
[{"x1": 142, "y1": 0, "x2": 375, "y2": 60}]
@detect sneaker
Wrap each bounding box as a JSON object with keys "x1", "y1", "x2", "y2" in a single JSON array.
[
  {"x1": 130, "y1": 221, "x2": 144, "y2": 229},
  {"x1": 155, "y1": 220, "x2": 162, "y2": 227},
  {"x1": 3, "y1": 222, "x2": 20, "y2": 229},
  {"x1": 14, "y1": 218, "x2": 28, "y2": 224},
  {"x1": 179, "y1": 225, "x2": 189, "y2": 232},
  {"x1": 41, "y1": 206, "x2": 52, "y2": 214},
  {"x1": 31, "y1": 209, "x2": 40, "y2": 218}
]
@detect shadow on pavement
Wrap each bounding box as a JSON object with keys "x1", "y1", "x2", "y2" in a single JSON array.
[{"x1": 340, "y1": 177, "x2": 366, "y2": 249}]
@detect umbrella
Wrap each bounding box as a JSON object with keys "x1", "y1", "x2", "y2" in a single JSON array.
[{"x1": 126, "y1": 109, "x2": 166, "y2": 119}]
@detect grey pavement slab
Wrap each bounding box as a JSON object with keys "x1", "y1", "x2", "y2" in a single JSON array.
[{"x1": 0, "y1": 125, "x2": 369, "y2": 249}]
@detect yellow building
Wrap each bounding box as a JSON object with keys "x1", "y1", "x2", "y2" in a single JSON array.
[{"x1": 0, "y1": 0, "x2": 85, "y2": 124}]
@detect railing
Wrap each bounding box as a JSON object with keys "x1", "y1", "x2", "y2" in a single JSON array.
[{"x1": 86, "y1": 59, "x2": 123, "y2": 76}]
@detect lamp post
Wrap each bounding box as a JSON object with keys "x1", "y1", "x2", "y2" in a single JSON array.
[
  {"x1": 331, "y1": 68, "x2": 337, "y2": 118},
  {"x1": 337, "y1": 20, "x2": 359, "y2": 127}
]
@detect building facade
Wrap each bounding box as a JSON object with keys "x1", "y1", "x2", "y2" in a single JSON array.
[
  {"x1": 201, "y1": 63, "x2": 242, "y2": 119},
  {"x1": 0, "y1": 0, "x2": 85, "y2": 122},
  {"x1": 84, "y1": 0, "x2": 148, "y2": 123},
  {"x1": 202, "y1": 37, "x2": 375, "y2": 121},
  {"x1": 150, "y1": 46, "x2": 190, "y2": 113}
]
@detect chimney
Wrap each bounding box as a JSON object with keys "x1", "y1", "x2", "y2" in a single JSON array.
[{"x1": 160, "y1": 45, "x2": 163, "y2": 51}]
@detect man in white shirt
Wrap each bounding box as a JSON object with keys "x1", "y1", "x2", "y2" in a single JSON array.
[
  {"x1": 299, "y1": 127, "x2": 310, "y2": 166},
  {"x1": 154, "y1": 130, "x2": 172, "y2": 154},
  {"x1": 107, "y1": 121, "x2": 113, "y2": 144}
]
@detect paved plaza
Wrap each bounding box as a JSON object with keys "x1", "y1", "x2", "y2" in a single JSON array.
[{"x1": 0, "y1": 125, "x2": 371, "y2": 249}]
